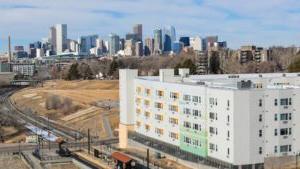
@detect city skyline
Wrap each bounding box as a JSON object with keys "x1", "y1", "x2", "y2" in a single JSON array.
[{"x1": 1, "y1": 0, "x2": 300, "y2": 52}]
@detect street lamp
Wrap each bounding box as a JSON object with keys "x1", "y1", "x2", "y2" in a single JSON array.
[{"x1": 296, "y1": 152, "x2": 300, "y2": 169}]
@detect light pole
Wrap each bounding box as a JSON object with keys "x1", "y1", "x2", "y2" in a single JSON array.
[{"x1": 296, "y1": 152, "x2": 300, "y2": 169}]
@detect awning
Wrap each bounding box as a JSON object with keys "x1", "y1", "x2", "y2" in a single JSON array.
[{"x1": 111, "y1": 152, "x2": 132, "y2": 163}]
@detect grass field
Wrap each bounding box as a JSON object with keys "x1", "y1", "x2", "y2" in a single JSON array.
[{"x1": 11, "y1": 80, "x2": 119, "y2": 139}]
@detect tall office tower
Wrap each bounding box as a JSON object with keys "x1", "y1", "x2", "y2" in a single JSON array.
[
  {"x1": 49, "y1": 26, "x2": 57, "y2": 52},
  {"x1": 133, "y1": 24, "x2": 143, "y2": 41},
  {"x1": 162, "y1": 26, "x2": 176, "y2": 52},
  {"x1": 172, "y1": 42, "x2": 183, "y2": 54},
  {"x1": 124, "y1": 40, "x2": 135, "y2": 56},
  {"x1": 79, "y1": 35, "x2": 98, "y2": 55},
  {"x1": 8, "y1": 36, "x2": 11, "y2": 63},
  {"x1": 120, "y1": 38, "x2": 125, "y2": 50},
  {"x1": 109, "y1": 33, "x2": 120, "y2": 56},
  {"x1": 69, "y1": 40, "x2": 79, "y2": 53},
  {"x1": 144, "y1": 38, "x2": 154, "y2": 56},
  {"x1": 179, "y1": 37, "x2": 190, "y2": 47},
  {"x1": 153, "y1": 29, "x2": 162, "y2": 55},
  {"x1": 193, "y1": 36, "x2": 204, "y2": 51},
  {"x1": 56, "y1": 24, "x2": 67, "y2": 54},
  {"x1": 205, "y1": 36, "x2": 218, "y2": 49},
  {"x1": 135, "y1": 41, "x2": 143, "y2": 57}
]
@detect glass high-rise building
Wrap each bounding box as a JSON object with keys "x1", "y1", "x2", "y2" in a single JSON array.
[
  {"x1": 153, "y1": 29, "x2": 162, "y2": 55},
  {"x1": 109, "y1": 33, "x2": 120, "y2": 56},
  {"x1": 79, "y1": 35, "x2": 98, "y2": 55},
  {"x1": 179, "y1": 36, "x2": 190, "y2": 47},
  {"x1": 133, "y1": 24, "x2": 143, "y2": 41}
]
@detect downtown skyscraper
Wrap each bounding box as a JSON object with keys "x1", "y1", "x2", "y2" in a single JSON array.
[
  {"x1": 133, "y1": 24, "x2": 143, "y2": 42},
  {"x1": 56, "y1": 24, "x2": 67, "y2": 54}
]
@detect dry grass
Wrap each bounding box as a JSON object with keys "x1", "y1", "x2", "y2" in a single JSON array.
[
  {"x1": 0, "y1": 156, "x2": 29, "y2": 169},
  {"x1": 11, "y1": 80, "x2": 119, "y2": 139}
]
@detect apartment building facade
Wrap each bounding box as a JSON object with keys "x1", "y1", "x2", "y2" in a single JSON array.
[{"x1": 119, "y1": 69, "x2": 300, "y2": 169}]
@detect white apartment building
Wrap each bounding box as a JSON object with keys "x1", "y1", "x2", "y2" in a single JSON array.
[
  {"x1": 56, "y1": 24, "x2": 67, "y2": 54},
  {"x1": 119, "y1": 68, "x2": 300, "y2": 169}
]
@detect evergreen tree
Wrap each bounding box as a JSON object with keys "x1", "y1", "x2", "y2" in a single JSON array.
[{"x1": 66, "y1": 63, "x2": 81, "y2": 80}]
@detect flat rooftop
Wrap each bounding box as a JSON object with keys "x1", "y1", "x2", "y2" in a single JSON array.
[{"x1": 136, "y1": 72, "x2": 300, "y2": 90}]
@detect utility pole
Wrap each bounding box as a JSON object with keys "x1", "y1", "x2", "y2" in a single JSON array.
[
  {"x1": 147, "y1": 148, "x2": 150, "y2": 169},
  {"x1": 88, "y1": 129, "x2": 90, "y2": 154}
]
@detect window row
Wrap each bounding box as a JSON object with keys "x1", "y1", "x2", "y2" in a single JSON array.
[
  {"x1": 274, "y1": 113, "x2": 292, "y2": 121},
  {"x1": 183, "y1": 95, "x2": 202, "y2": 103},
  {"x1": 183, "y1": 108, "x2": 201, "y2": 117},
  {"x1": 183, "y1": 136, "x2": 202, "y2": 147},
  {"x1": 183, "y1": 121, "x2": 202, "y2": 131}
]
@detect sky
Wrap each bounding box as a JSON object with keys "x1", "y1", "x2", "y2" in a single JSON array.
[{"x1": 0, "y1": 0, "x2": 300, "y2": 52}]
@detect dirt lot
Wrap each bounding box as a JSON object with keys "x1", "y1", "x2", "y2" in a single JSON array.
[
  {"x1": 11, "y1": 80, "x2": 119, "y2": 139},
  {"x1": 44, "y1": 163, "x2": 81, "y2": 169},
  {"x1": 0, "y1": 155, "x2": 29, "y2": 169}
]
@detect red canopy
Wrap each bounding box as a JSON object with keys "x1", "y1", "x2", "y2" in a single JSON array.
[{"x1": 111, "y1": 152, "x2": 132, "y2": 163}]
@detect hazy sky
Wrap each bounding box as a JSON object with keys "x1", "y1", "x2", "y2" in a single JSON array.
[{"x1": 0, "y1": 0, "x2": 300, "y2": 52}]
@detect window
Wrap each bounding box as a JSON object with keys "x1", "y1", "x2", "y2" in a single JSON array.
[
  {"x1": 274, "y1": 146, "x2": 277, "y2": 153},
  {"x1": 192, "y1": 96, "x2": 198, "y2": 103},
  {"x1": 169, "y1": 105, "x2": 178, "y2": 112},
  {"x1": 169, "y1": 118, "x2": 178, "y2": 125},
  {"x1": 227, "y1": 100, "x2": 230, "y2": 107},
  {"x1": 289, "y1": 145, "x2": 292, "y2": 152},
  {"x1": 209, "y1": 98, "x2": 215, "y2": 105},
  {"x1": 145, "y1": 124, "x2": 150, "y2": 131},
  {"x1": 136, "y1": 121, "x2": 141, "y2": 127},
  {"x1": 193, "y1": 110, "x2": 200, "y2": 117},
  {"x1": 274, "y1": 99, "x2": 278, "y2": 106},
  {"x1": 183, "y1": 95, "x2": 191, "y2": 101},
  {"x1": 144, "y1": 111, "x2": 151, "y2": 118},
  {"x1": 136, "y1": 108, "x2": 141, "y2": 115},
  {"x1": 227, "y1": 148, "x2": 230, "y2": 156},
  {"x1": 275, "y1": 129, "x2": 278, "y2": 136},
  {"x1": 170, "y1": 92, "x2": 179, "y2": 100},
  {"x1": 209, "y1": 143, "x2": 215, "y2": 150},
  {"x1": 156, "y1": 90, "x2": 164, "y2": 97},
  {"x1": 259, "y1": 130, "x2": 262, "y2": 137},
  {"x1": 289, "y1": 128, "x2": 292, "y2": 135},
  {"x1": 280, "y1": 98, "x2": 288, "y2": 106},
  {"x1": 259, "y1": 99, "x2": 262, "y2": 107},
  {"x1": 145, "y1": 88, "x2": 151, "y2": 96},
  {"x1": 183, "y1": 121, "x2": 191, "y2": 129},
  {"x1": 169, "y1": 132, "x2": 178, "y2": 140},
  {"x1": 155, "y1": 114, "x2": 163, "y2": 121},
  {"x1": 280, "y1": 113, "x2": 288, "y2": 121},
  {"x1": 144, "y1": 100, "x2": 150, "y2": 107},
  {"x1": 209, "y1": 127, "x2": 215, "y2": 134},
  {"x1": 155, "y1": 128, "x2": 163, "y2": 135},
  {"x1": 184, "y1": 136, "x2": 191, "y2": 144},
  {"x1": 259, "y1": 147, "x2": 262, "y2": 154},
  {"x1": 136, "y1": 98, "x2": 141, "y2": 105},
  {"x1": 227, "y1": 131, "x2": 230, "y2": 138},
  {"x1": 289, "y1": 113, "x2": 292, "y2": 120},
  {"x1": 154, "y1": 102, "x2": 163, "y2": 109},
  {"x1": 275, "y1": 114, "x2": 278, "y2": 121},
  {"x1": 191, "y1": 139, "x2": 199, "y2": 146},
  {"x1": 209, "y1": 112, "x2": 215, "y2": 120},
  {"x1": 183, "y1": 108, "x2": 191, "y2": 115},
  {"x1": 280, "y1": 128, "x2": 289, "y2": 136},
  {"x1": 136, "y1": 87, "x2": 142, "y2": 94},
  {"x1": 259, "y1": 114, "x2": 262, "y2": 122},
  {"x1": 227, "y1": 115, "x2": 230, "y2": 123},
  {"x1": 280, "y1": 145, "x2": 289, "y2": 153},
  {"x1": 193, "y1": 124, "x2": 201, "y2": 131},
  {"x1": 289, "y1": 98, "x2": 292, "y2": 105}
]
